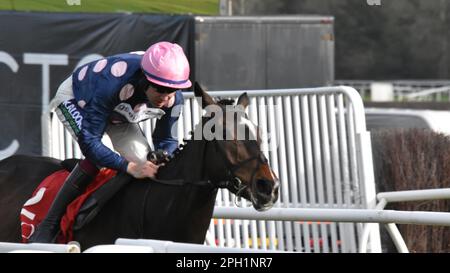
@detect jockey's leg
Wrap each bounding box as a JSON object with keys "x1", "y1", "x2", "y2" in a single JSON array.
[
  {"x1": 106, "y1": 123, "x2": 151, "y2": 164},
  {"x1": 28, "y1": 159, "x2": 98, "y2": 243}
]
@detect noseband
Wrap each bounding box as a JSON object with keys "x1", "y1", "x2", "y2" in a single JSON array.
[{"x1": 215, "y1": 141, "x2": 267, "y2": 204}]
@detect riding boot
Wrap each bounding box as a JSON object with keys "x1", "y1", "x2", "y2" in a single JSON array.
[{"x1": 28, "y1": 163, "x2": 95, "y2": 243}]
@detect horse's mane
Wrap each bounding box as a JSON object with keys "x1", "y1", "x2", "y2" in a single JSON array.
[{"x1": 165, "y1": 97, "x2": 236, "y2": 164}]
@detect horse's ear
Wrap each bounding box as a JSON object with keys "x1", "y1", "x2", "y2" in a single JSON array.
[
  {"x1": 194, "y1": 81, "x2": 216, "y2": 108},
  {"x1": 237, "y1": 92, "x2": 250, "y2": 109}
]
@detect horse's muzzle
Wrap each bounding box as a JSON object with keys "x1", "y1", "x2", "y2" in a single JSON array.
[{"x1": 252, "y1": 179, "x2": 279, "y2": 211}]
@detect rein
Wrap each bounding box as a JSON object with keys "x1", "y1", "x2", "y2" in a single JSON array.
[{"x1": 150, "y1": 177, "x2": 211, "y2": 187}]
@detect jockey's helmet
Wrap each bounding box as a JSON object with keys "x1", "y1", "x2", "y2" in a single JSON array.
[{"x1": 141, "y1": 41, "x2": 192, "y2": 89}]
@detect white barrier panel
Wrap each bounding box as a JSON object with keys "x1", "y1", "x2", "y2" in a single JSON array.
[
  {"x1": 114, "y1": 238, "x2": 285, "y2": 253},
  {"x1": 83, "y1": 244, "x2": 154, "y2": 253},
  {"x1": 42, "y1": 86, "x2": 380, "y2": 253},
  {"x1": 0, "y1": 242, "x2": 80, "y2": 253},
  {"x1": 213, "y1": 207, "x2": 450, "y2": 226},
  {"x1": 335, "y1": 80, "x2": 450, "y2": 101},
  {"x1": 359, "y1": 187, "x2": 450, "y2": 253}
]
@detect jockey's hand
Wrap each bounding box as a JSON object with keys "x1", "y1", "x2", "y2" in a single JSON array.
[
  {"x1": 148, "y1": 150, "x2": 170, "y2": 165},
  {"x1": 126, "y1": 161, "x2": 159, "y2": 179}
]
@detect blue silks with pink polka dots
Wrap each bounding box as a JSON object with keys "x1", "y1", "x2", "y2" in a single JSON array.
[{"x1": 70, "y1": 53, "x2": 183, "y2": 172}]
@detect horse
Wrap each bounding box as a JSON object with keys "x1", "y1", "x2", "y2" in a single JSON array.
[{"x1": 0, "y1": 84, "x2": 279, "y2": 250}]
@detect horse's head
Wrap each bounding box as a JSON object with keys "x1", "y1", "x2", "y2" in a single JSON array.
[{"x1": 194, "y1": 83, "x2": 279, "y2": 211}]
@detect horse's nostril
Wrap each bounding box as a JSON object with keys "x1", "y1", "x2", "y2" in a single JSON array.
[{"x1": 256, "y1": 179, "x2": 273, "y2": 196}]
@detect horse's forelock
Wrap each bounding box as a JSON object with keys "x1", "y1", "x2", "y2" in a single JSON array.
[{"x1": 217, "y1": 99, "x2": 235, "y2": 106}]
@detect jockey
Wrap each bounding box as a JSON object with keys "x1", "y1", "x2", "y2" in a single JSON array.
[{"x1": 29, "y1": 41, "x2": 191, "y2": 243}]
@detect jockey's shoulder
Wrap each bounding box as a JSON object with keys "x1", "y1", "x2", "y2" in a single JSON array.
[
  {"x1": 74, "y1": 52, "x2": 143, "y2": 76},
  {"x1": 107, "y1": 52, "x2": 144, "y2": 63}
]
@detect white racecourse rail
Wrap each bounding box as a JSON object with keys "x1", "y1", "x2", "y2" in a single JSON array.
[{"x1": 41, "y1": 86, "x2": 380, "y2": 253}]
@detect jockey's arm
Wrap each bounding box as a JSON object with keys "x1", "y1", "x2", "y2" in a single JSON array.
[
  {"x1": 78, "y1": 91, "x2": 160, "y2": 179},
  {"x1": 152, "y1": 90, "x2": 184, "y2": 155},
  {"x1": 77, "y1": 94, "x2": 129, "y2": 173}
]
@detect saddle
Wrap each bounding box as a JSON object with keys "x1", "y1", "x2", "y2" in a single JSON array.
[
  {"x1": 63, "y1": 159, "x2": 132, "y2": 232},
  {"x1": 20, "y1": 159, "x2": 131, "y2": 243}
]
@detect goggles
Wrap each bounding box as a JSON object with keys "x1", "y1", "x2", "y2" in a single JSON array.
[{"x1": 149, "y1": 82, "x2": 178, "y2": 94}]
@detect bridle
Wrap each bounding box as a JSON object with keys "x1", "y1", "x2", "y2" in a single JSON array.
[{"x1": 214, "y1": 140, "x2": 267, "y2": 206}]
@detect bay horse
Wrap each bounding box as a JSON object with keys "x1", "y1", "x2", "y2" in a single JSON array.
[{"x1": 0, "y1": 84, "x2": 279, "y2": 250}]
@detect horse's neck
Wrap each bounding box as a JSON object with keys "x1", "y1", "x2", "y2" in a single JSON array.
[{"x1": 156, "y1": 139, "x2": 209, "y2": 182}]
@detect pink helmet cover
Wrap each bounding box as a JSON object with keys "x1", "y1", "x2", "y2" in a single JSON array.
[{"x1": 141, "y1": 41, "x2": 192, "y2": 89}]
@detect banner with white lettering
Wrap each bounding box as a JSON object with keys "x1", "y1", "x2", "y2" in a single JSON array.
[{"x1": 0, "y1": 11, "x2": 194, "y2": 159}]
